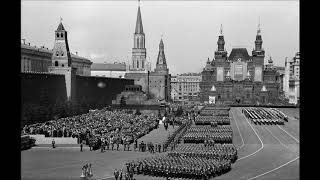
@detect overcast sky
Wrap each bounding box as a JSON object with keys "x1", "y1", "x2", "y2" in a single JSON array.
[{"x1": 21, "y1": 1, "x2": 299, "y2": 75}]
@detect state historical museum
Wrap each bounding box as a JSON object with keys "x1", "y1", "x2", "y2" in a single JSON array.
[{"x1": 199, "y1": 25, "x2": 281, "y2": 105}]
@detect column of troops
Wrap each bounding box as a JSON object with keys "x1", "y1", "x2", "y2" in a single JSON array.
[
  {"x1": 124, "y1": 106, "x2": 237, "y2": 179},
  {"x1": 182, "y1": 126, "x2": 233, "y2": 144},
  {"x1": 242, "y1": 107, "x2": 288, "y2": 125}
]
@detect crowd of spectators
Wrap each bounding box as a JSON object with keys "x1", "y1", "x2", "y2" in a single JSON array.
[{"x1": 22, "y1": 108, "x2": 159, "y2": 148}]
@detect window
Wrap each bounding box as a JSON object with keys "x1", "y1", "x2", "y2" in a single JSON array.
[
  {"x1": 61, "y1": 33, "x2": 63, "y2": 38},
  {"x1": 56, "y1": 52, "x2": 59, "y2": 56},
  {"x1": 55, "y1": 61, "x2": 58, "y2": 67},
  {"x1": 61, "y1": 53, "x2": 64, "y2": 56},
  {"x1": 57, "y1": 33, "x2": 60, "y2": 38},
  {"x1": 62, "y1": 64, "x2": 64, "y2": 67},
  {"x1": 142, "y1": 61, "x2": 144, "y2": 69},
  {"x1": 137, "y1": 61, "x2": 139, "y2": 68}
]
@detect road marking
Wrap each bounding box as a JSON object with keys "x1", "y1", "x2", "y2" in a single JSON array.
[
  {"x1": 277, "y1": 125, "x2": 299, "y2": 143},
  {"x1": 247, "y1": 156, "x2": 299, "y2": 180},
  {"x1": 232, "y1": 108, "x2": 245, "y2": 150},
  {"x1": 247, "y1": 120, "x2": 300, "y2": 180},
  {"x1": 236, "y1": 108, "x2": 264, "y2": 161},
  {"x1": 264, "y1": 127, "x2": 289, "y2": 150}
]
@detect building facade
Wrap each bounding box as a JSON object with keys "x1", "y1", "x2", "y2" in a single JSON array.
[
  {"x1": 125, "y1": 3, "x2": 171, "y2": 101},
  {"x1": 284, "y1": 52, "x2": 300, "y2": 104},
  {"x1": 91, "y1": 62, "x2": 126, "y2": 78},
  {"x1": 21, "y1": 22, "x2": 92, "y2": 76},
  {"x1": 171, "y1": 73, "x2": 201, "y2": 104},
  {"x1": 199, "y1": 24, "x2": 281, "y2": 105}
]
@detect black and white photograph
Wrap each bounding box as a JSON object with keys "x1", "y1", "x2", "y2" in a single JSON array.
[{"x1": 21, "y1": 0, "x2": 299, "y2": 179}]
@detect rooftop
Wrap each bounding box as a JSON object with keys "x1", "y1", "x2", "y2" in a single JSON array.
[{"x1": 228, "y1": 48, "x2": 251, "y2": 60}]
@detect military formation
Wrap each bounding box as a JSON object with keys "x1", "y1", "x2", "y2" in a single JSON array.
[
  {"x1": 195, "y1": 116, "x2": 231, "y2": 125},
  {"x1": 126, "y1": 155, "x2": 231, "y2": 180},
  {"x1": 123, "y1": 105, "x2": 236, "y2": 179},
  {"x1": 182, "y1": 125, "x2": 233, "y2": 144},
  {"x1": 169, "y1": 144, "x2": 237, "y2": 163},
  {"x1": 242, "y1": 107, "x2": 288, "y2": 125}
]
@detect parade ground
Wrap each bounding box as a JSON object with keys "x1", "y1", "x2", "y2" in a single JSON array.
[{"x1": 21, "y1": 107, "x2": 299, "y2": 180}]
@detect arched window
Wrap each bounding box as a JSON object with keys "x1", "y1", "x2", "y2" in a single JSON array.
[
  {"x1": 62, "y1": 64, "x2": 64, "y2": 67},
  {"x1": 137, "y1": 60, "x2": 139, "y2": 69},
  {"x1": 57, "y1": 33, "x2": 60, "y2": 38},
  {"x1": 54, "y1": 61, "x2": 58, "y2": 67},
  {"x1": 137, "y1": 38, "x2": 140, "y2": 48},
  {"x1": 60, "y1": 33, "x2": 63, "y2": 38},
  {"x1": 142, "y1": 61, "x2": 144, "y2": 69},
  {"x1": 61, "y1": 53, "x2": 64, "y2": 56},
  {"x1": 56, "y1": 52, "x2": 59, "y2": 56}
]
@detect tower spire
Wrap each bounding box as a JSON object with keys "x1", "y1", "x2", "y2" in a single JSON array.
[
  {"x1": 257, "y1": 16, "x2": 261, "y2": 35},
  {"x1": 135, "y1": 1, "x2": 144, "y2": 34},
  {"x1": 220, "y1": 24, "x2": 223, "y2": 35}
]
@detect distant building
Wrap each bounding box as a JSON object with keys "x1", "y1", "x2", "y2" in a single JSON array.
[
  {"x1": 199, "y1": 24, "x2": 281, "y2": 105},
  {"x1": 125, "y1": 3, "x2": 171, "y2": 102},
  {"x1": 284, "y1": 52, "x2": 300, "y2": 105},
  {"x1": 171, "y1": 73, "x2": 202, "y2": 104},
  {"x1": 91, "y1": 62, "x2": 126, "y2": 78},
  {"x1": 21, "y1": 22, "x2": 92, "y2": 76}
]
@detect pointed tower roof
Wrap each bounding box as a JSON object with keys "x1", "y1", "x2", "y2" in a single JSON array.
[
  {"x1": 160, "y1": 38, "x2": 164, "y2": 48},
  {"x1": 57, "y1": 22, "x2": 65, "y2": 31},
  {"x1": 156, "y1": 38, "x2": 166, "y2": 65},
  {"x1": 135, "y1": 6, "x2": 144, "y2": 34}
]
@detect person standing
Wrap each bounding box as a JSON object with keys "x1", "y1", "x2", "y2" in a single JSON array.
[
  {"x1": 117, "y1": 138, "x2": 120, "y2": 151},
  {"x1": 114, "y1": 169, "x2": 119, "y2": 180},
  {"x1": 80, "y1": 142, "x2": 83, "y2": 152},
  {"x1": 52, "y1": 139, "x2": 55, "y2": 148},
  {"x1": 134, "y1": 139, "x2": 138, "y2": 151},
  {"x1": 119, "y1": 169, "x2": 123, "y2": 180}
]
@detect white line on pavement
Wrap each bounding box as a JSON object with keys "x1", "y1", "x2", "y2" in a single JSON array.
[
  {"x1": 247, "y1": 121, "x2": 300, "y2": 180},
  {"x1": 247, "y1": 156, "x2": 299, "y2": 180},
  {"x1": 232, "y1": 108, "x2": 245, "y2": 150},
  {"x1": 277, "y1": 125, "x2": 299, "y2": 143},
  {"x1": 236, "y1": 108, "x2": 264, "y2": 161},
  {"x1": 264, "y1": 127, "x2": 289, "y2": 150}
]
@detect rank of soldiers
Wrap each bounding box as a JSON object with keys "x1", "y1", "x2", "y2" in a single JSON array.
[
  {"x1": 195, "y1": 116, "x2": 231, "y2": 125},
  {"x1": 127, "y1": 154, "x2": 232, "y2": 180},
  {"x1": 242, "y1": 107, "x2": 286, "y2": 125},
  {"x1": 169, "y1": 144, "x2": 237, "y2": 162},
  {"x1": 182, "y1": 126, "x2": 233, "y2": 144}
]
